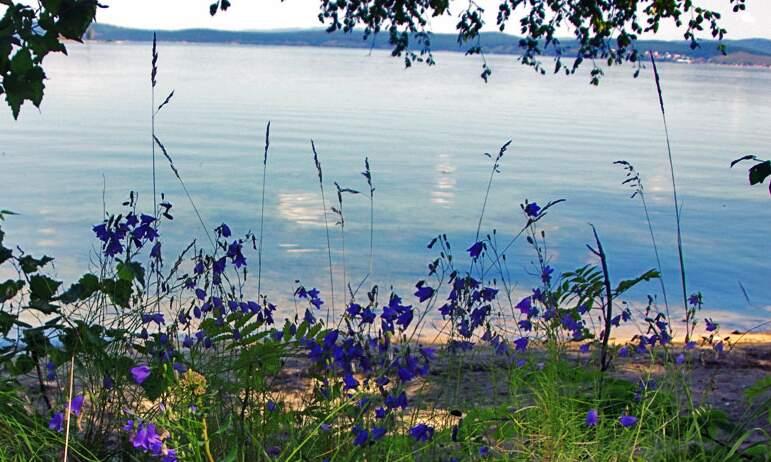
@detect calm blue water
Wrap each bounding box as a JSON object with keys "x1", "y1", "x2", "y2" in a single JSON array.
[{"x1": 1, "y1": 42, "x2": 769, "y2": 329}]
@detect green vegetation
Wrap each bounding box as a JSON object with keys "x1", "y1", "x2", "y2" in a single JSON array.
[{"x1": 1, "y1": 5, "x2": 768, "y2": 461}]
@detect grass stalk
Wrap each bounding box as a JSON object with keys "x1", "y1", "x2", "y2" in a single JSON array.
[
  {"x1": 650, "y1": 53, "x2": 689, "y2": 341},
  {"x1": 257, "y1": 121, "x2": 270, "y2": 298},
  {"x1": 311, "y1": 140, "x2": 336, "y2": 323}
]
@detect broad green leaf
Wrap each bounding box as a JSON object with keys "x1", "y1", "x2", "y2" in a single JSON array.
[
  {"x1": 0, "y1": 311, "x2": 16, "y2": 336},
  {"x1": 12, "y1": 355, "x2": 35, "y2": 375},
  {"x1": 18, "y1": 255, "x2": 53, "y2": 274},
  {"x1": 0, "y1": 279, "x2": 24, "y2": 302},
  {"x1": 29, "y1": 274, "x2": 61, "y2": 301},
  {"x1": 117, "y1": 261, "x2": 145, "y2": 287},
  {"x1": 100, "y1": 278, "x2": 132, "y2": 308},
  {"x1": 59, "y1": 273, "x2": 100, "y2": 303},
  {"x1": 749, "y1": 160, "x2": 771, "y2": 186},
  {"x1": 9, "y1": 49, "x2": 33, "y2": 74}
]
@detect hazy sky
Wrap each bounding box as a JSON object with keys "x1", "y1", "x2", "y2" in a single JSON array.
[{"x1": 95, "y1": 0, "x2": 770, "y2": 39}]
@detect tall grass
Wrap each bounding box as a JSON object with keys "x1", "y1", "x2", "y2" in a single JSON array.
[{"x1": 650, "y1": 54, "x2": 691, "y2": 341}]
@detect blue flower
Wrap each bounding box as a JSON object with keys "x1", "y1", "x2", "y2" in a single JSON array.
[
  {"x1": 675, "y1": 353, "x2": 685, "y2": 364},
  {"x1": 48, "y1": 412, "x2": 64, "y2": 432},
  {"x1": 132, "y1": 422, "x2": 163, "y2": 451},
  {"x1": 396, "y1": 308, "x2": 414, "y2": 330},
  {"x1": 414, "y1": 285, "x2": 434, "y2": 303},
  {"x1": 619, "y1": 415, "x2": 638, "y2": 428},
  {"x1": 514, "y1": 337, "x2": 529, "y2": 352},
  {"x1": 419, "y1": 346, "x2": 436, "y2": 361},
  {"x1": 385, "y1": 391, "x2": 408, "y2": 410},
  {"x1": 172, "y1": 362, "x2": 187, "y2": 373},
  {"x1": 353, "y1": 427, "x2": 369, "y2": 446},
  {"x1": 479, "y1": 446, "x2": 490, "y2": 457},
  {"x1": 346, "y1": 303, "x2": 362, "y2": 317},
  {"x1": 479, "y1": 287, "x2": 498, "y2": 302},
  {"x1": 371, "y1": 426, "x2": 386, "y2": 441},
  {"x1": 162, "y1": 449, "x2": 178, "y2": 462},
  {"x1": 227, "y1": 240, "x2": 247, "y2": 268},
  {"x1": 45, "y1": 361, "x2": 56, "y2": 380},
  {"x1": 585, "y1": 409, "x2": 598, "y2": 427},
  {"x1": 524, "y1": 202, "x2": 541, "y2": 217},
  {"x1": 518, "y1": 319, "x2": 532, "y2": 331},
  {"x1": 216, "y1": 223, "x2": 231, "y2": 238},
  {"x1": 516, "y1": 296, "x2": 532, "y2": 315},
  {"x1": 150, "y1": 241, "x2": 162, "y2": 259},
  {"x1": 343, "y1": 374, "x2": 359, "y2": 390},
  {"x1": 579, "y1": 343, "x2": 590, "y2": 353},
  {"x1": 361, "y1": 307, "x2": 376, "y2": 324},
  {"x1": 705, "y1": 318, "x2": 718, "y2": 332},
  {"x1": 409, "y1": 423, "x2": 434, "y2": 442},
  {"x1": 123, "y1": 419, "x2": 135, "y2": 431},
  {"x1": 541, "y1": 265, "x2": 554, "y2": 284},
  {"x1": 142, "y1": 313, "x2": 165, "y2": 326},
  {"x1": 130, "y1": 364, "x2": 151, "y2": 384},
  {"x1": 69, "y1": 395, "x2": 85, "y2": 416},
  {"x1": 467, "y1": 241, "x2": 486, "y2": 259}
]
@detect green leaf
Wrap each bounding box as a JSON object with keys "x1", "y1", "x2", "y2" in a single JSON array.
[
  {"x1": 0, "y1": 279, "x2": 24, "y2": 302},
  {"x1": 749, "y1": 160, "x2": 771, "y2": 186},
  {"x1": 59, "y1": 273, "x2": 100, "y2": 304},
  {"x1": 18, "y1": 255, "x2": 54, "y2": 274},
  {"x1": 100, "y1": 278, "x2": 132, "y2": 308},
  {"x1": 12, "y1": 355, "x2": 35, "y2": 375},
  {"x1": 614, "y1": 269, "x2": 660, "y2": 295},
  {"x1": 0, "y1": 246, "x2": 11, "y2": 266},
  {"x1": 0, "y1": 311, "x2": 16, "y2": 336},
  {"x1": 9, "y1": 49, "x2": 33, "y2": 74},
  {"x1": 141, "y1": 364, "x2": 171, "y2": 401},
  {"x1": 745, "y1": 374, "x2": 771, "y2": 401},
  {"x1": 41, "y1": 0, "x2": 63, "y2": 15},
  {"x1": 117, "y1": 261, "x2": 145, "y2": 287},
  {"x1": 29, "y1": 274, "x2": 61, "y2": 301},
  {"x1": 53, "y1": 1, "x2": 98, "y2": 41},
  {"x1": 23, "y1": 327, "x2": 50, "y2": 355},
  {"x1": 27, "y1": 299, "x2": 59, "y2": 314}
]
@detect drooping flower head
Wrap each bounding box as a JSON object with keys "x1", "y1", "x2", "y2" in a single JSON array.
[
  {"x1": 48, "y1": 412, "x2": 64, "y2": 432},
  {"x1": 619, "y1": 415, "x2": 638, "y2": 428},
  {"x1": 131, "y1": 364, "x2": 151, "y2": 385},
  {"x1": 467, "y1": 241, "x2": 486, "y2": 259},
  {"x1": 524, "y1": 202, "x2": 541, "y2": 217},
  {"x1": 409, "y1": 423, "x2": 434, "y2": 442},
  {"x1": 585, "y1": 409, "x2": 598, "y2": 427},
  {"x1": 69, "y1": 395, "x2": 85, "y2": 416}
]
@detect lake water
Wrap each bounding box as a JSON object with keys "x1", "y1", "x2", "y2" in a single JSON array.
[{"x1": 1, "y1": 42, "x2": 769, "y2": 330}]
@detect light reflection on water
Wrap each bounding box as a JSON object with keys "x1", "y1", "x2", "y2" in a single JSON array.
[{"x1": 431, "y1": 154, "x2": 456, "y2": 207}]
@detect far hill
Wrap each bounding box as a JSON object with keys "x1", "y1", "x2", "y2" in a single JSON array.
[{"x1": 87, "y1": 24, "x2": 771, "y2": 66}]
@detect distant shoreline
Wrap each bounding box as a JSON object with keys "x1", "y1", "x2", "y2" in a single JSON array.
[
  {"x1": 84, "y1": 23, "x2": 771, "y2": 69},
  {"x1": 79, "y1": 38, "x2": 771, "y2": 71}
]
